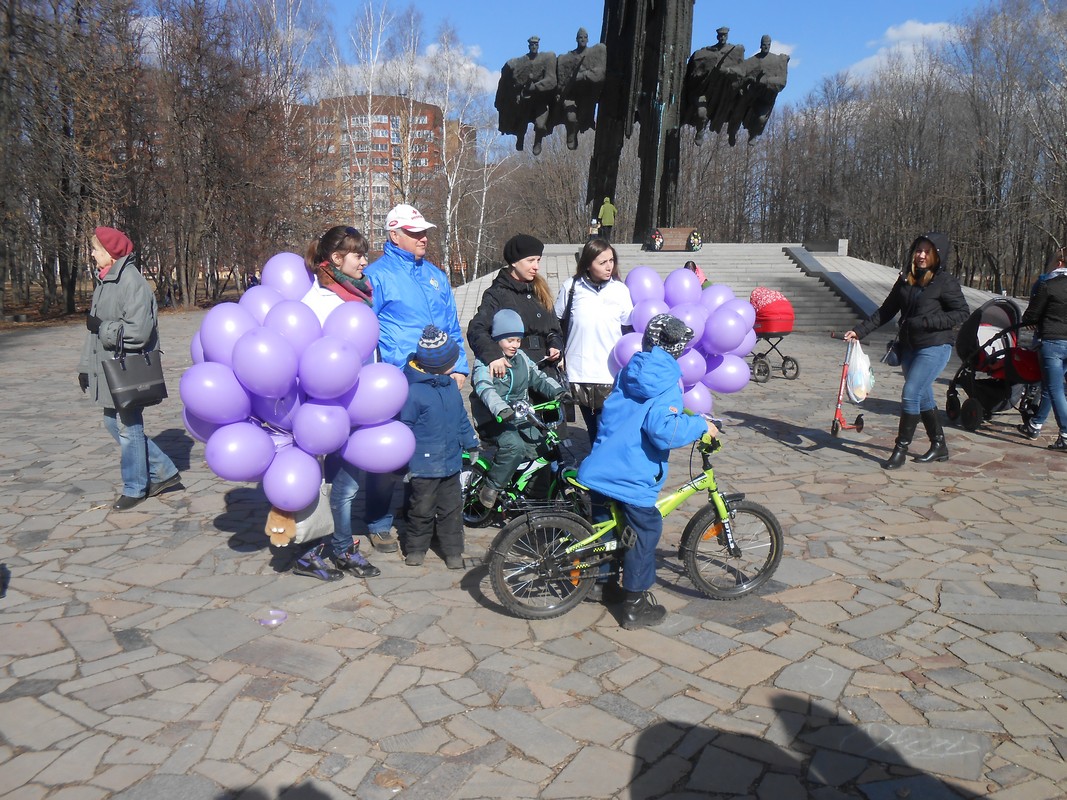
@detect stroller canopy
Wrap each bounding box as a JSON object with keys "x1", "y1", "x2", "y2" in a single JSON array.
[{"x1": 955, "y1": 297, "x2": 1022, "y2": 363}]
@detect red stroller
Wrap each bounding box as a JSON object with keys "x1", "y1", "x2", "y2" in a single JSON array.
[{"x1": 749, "y1": 288, "x2": 798, "y2": 383}]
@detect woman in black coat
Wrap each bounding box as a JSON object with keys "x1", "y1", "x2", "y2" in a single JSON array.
[
  {"x1": 467, "y1": 234, "x2": 564, "y2": 382},
  {"x1": 845, "y1": 232, "x2": 969, "y2": 469}
]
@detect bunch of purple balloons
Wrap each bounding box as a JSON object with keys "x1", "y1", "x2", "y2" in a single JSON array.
[
  {"x1": 179, "y1": 252, "x2": 414, "y2": 512},
  {"x1": 618, "y1": 266, "x2": 756, "y2": 416}
]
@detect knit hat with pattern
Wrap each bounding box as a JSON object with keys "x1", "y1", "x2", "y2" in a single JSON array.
[
  {"x1": 642, "y1": 313, "x2": 693, "y2": 359},
  {"x1": 415, "y1": 325, "x2": 460, "y2": 374}
]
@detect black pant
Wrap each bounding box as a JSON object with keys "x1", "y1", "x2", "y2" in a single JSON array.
[
  {"x1": 403, "y1": 474, "x2": 463, "y2": 557},
  {"x1": 599, "y1": 225, "x2": 613, "y2": 242}
]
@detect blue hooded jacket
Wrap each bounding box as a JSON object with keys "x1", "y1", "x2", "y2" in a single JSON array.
[
  {"x1": 577, "y1": 347, "x2": 707, "y2": 507},
  {"x1": 400, "y1": 360, "x2": 478, "y2": 478},
  {"x1": 366, "y1": 240, "x2": 469, "y2": 374}
]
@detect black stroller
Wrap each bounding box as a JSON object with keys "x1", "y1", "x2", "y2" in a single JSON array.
[{"x1": 945, "y1": 298, "x2": 1042, "y2": 431}]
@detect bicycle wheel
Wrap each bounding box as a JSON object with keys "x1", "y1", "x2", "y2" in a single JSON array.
[
  {"x1": 460, "y1": 462, "x2": 494, "y2": 527},
  {"x1": 488, "y1": 512, "x2": 597, "y2": 619},
  {"x1": 680, "y1": 500, "x2": 783, "y2": 600}
]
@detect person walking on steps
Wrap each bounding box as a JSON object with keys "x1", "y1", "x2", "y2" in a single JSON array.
[{"x1": 844, "y1": 232, "x2": 969, "y2": 469}]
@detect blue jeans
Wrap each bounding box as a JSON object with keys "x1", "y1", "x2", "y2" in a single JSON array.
[
  {"x1": 363, "y1": 469, "x2": 399, "y2": 535},
  {"x1": 325, "y1": 454, "x2": 359, "y2": 556},
  {"x1": 102, "y1": 408, "x2": 178, "y2": 497},
  {"x1": 899, "y1": 344, "x2": 952, "y2": 415},
  {"x1": 617, "y1": 502, "x2": 663, "y2": 593},
  {"x1": 1039, "y1": 339, "x2": 1067, "y2": 432}
]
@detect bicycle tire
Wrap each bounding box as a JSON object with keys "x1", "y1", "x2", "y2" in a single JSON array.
[
  {"x1": 460, "y1": 462, "x2": 494, "y2": 527},
  {"x1": 547, "y1": 473, "x2": 592, "y2": 520},
  {"x1": 680, "y1": 500, "x2": 783, "y2": 600},
  {"x1": 488, "y1": 512, "x2": 597, "y2": 619}
]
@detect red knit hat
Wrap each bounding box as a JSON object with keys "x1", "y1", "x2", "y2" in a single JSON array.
[{"x1": 94, "y1": 227, "x2": 133, "y2": 259}]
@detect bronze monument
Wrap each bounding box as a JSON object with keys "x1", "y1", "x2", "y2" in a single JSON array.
[
  {"x1": 495, "y1": 35, "x2": 558, "y2": 156},
  {"x1": 553, "y1": 28, "x2": 607, "y2": 150}
]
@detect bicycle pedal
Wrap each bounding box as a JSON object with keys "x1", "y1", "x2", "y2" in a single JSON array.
[{"x1": 619, "y1": 525, "x2": 637, "y2": 550}]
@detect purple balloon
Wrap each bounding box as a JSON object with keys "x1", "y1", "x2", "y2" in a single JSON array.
[
  {"x1": 292, "y1": 400, "x2": 351, "y2": 455},
  {"x1": 624, "y1": 266, "x2": 665, "y2": 304},
  {"x1": 721, "y1": 297, "x2": 757, "y2": 329},
  {"x1": 251, "y1": 387, "x2": 304, "y2": 430},
  {"x1": 322, "y1": 302, "x2": 381, "y2": 360},
  {"x1": 702, "y1": 305, "x2": 749, "y2": 355},
  {"x1": 339, "y1": 362, "x2": 408, "y2": 426},
  {"x1": 702, "y1": 354, "x2": 751, "y2": 394},
  {"x1": 232, "y1": 327, "x2": 298, "y2": 399},
  {"x1": 200, "y1": 302, "x2": 258, "y2": 366},
  {"x1": 263, "y1": 300, "x2": 322, "y2": 357},
  {"x1": 205, "y1": 422, "x2": 276, "y2": 482},
  {"x1": 631, "y1": 299, "x2": 670, "y2": 333},
  {"x1": 179, "y1": 362, "x2": 252, "y2": 424},
  {"x1": 239, "y1": 284, "x2": 285, "y2": 324},
  {"x1": 190, "y1": 331, "x2": 205, "y2": 364},
  {"x1": 262, "y1": 445, "x2": 322, "y2": 511},
  {"x1": 342, "y1": 420, "x2": 416, "y2": 473},
  {"x1": 683, "y1": 382, "x2": 714, "y2": 415},
  {"x1": 261, "y1": 252, "x2": 312, "y2": 301},
  {"x1": 298, "y1": 336, "x2": 362, "y2": 400},
  {"x1": 611, "y1": 331, "x2": 645, "y2": 371},
  {"x1": 677, "y1": 348, "x2": 707, "y2": 387},
  {"x1": 670, "y1": 303, "x2": 710, "y2": 347},
  {"x1": 183, "y1": 408, "x2": 221, "y2": 443},
  {"x1": 700, "y1": 284, "x2": 736, "y2": 314},
  {"x1": 663, "y1": 269, "x2": 702, "y2": 308},
  {"x1": 726, "y1": 328, "x2": 758, "y2": 357},
  {"x1": 608, "y1": 350, "x2": 622, "y2": 377}
]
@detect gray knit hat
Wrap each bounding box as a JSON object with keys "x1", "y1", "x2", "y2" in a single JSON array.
[
  {"x1": 415, "y1": 325, "x2": 460, "y2": 373},
  {"x1": 642, "y1": 314, "x2": 693, "y2": 359},
  {"x1": 491, "y1": 309, "x2": 525, "y2": 341}
]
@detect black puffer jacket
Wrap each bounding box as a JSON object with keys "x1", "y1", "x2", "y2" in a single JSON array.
[
  {"x1": 466, "y1": 268, "x2": 564, "y2": 365},
  {"x1": 853, "y1": 232, "x2": 969, "y2": 349},
  {"x1": 1022, "y1": 270, "x2": 1067, "y2": 341}
]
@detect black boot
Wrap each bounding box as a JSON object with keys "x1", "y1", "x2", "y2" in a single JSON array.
[
  {"x1": 621, "y1": 591, "x2": 667, "y2": 630},
  {"x1": 882, "y1": 413, "x2": 919, "y2": 470},
  {"x1": 914, "y1": 409, "x2": 949, "y2": 463}
]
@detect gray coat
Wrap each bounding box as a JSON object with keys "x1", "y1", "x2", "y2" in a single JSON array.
[{"x1": 78, "y1": 254, "x2": 160, "y2": 409}]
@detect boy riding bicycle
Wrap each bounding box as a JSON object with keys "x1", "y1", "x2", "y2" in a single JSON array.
[
  {"x1": 577, "y1": 314, "x2": 718, "y2": 630},
  {"x1": 470, "y1": 309, "x2": 567, "y2": 508}
]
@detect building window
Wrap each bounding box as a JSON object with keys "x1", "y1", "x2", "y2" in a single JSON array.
[
  {"x1": 372, "y1": 114, "x2": 389, "y2": 124},
  {"x1": 414, "y1": 158, "x2": 428, "y2": 167},
  {"x1": 392, "y1": 159, "x2": 402, "y2": 172},
  {"x1": 372, "y1": 142, "x2": 388, "y2": 151}
]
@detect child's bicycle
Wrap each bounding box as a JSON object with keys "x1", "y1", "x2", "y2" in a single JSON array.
[
  {"x1": 460, "y1": 398, "x2": 587, "y2": 527},
  {"x1": 486, "y1": 427, "x2": 784, "y2": 620}
]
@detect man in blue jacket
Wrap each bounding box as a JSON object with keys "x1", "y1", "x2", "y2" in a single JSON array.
[
  {"x1": 362, "y1": 204, "x2": 470, "y2": 552},
  {"x1": 578, "y1": 314, "x2": 716, "y2": 629}
]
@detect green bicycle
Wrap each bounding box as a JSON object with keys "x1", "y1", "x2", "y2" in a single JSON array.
[{"x1": 487, "y1": 431, "x2": 784, "y2": 620}]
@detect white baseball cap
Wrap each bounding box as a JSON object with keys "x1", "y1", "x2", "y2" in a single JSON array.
[{"x1": 385, "y1": 204, "x2": 437, "y2": 233}]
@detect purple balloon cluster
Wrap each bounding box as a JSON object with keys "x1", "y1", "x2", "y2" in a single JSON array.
[
  {"x1": 180, "y1": 252, "x2": 414, "y2": 512},
  {"x1": 622, "y1": 266, "x2": 756, "y2": 416}
]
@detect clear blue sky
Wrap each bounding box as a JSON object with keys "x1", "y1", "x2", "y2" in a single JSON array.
[{"x1": 337, "y1": 0, "x2": 982, "y2": 106}]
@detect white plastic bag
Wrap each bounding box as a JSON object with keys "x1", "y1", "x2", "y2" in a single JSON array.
[
  {"x1": 846, "y1": 342, "x2": 874, "y2": 404},
  {"x1": 291, "y1": 481, "x2": 333, "y2": 545}
]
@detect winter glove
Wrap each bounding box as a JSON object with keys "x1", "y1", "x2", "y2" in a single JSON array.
[
  {"x1": 78, "y1": 373, "x2": 89, "y2": 393},
  {"x1": 496, "y1": 407, "x2": 516, "y2": 423},
  {"x1": 85, "y1": 314, "x2": 102, "y2": 334}
]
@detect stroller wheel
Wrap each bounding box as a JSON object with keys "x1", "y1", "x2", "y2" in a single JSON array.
[
  {"x1": 961, "y1": 398, "x2": 983, "y2": 431},
  {"x1": 945, "y1": 393, "x2": 961, "y2": 421},
  {"x1": 752, "y1": 356, "x2": 771, "y2": 383},
  {"x1": 782, "y1": 357, "x2": 800, "y2": 380}
]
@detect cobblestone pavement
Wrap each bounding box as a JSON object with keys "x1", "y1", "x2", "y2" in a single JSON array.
[{"x1": 2, "y1": 311, "x2": 1067, "y2": 800}]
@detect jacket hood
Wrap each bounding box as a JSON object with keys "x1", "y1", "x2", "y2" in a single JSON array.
[
  {"x1": 403, "y1": 360, "x2": 452, "y2": 387},
  {"x1": 910, "y1": 232, "x2": 952, "y2": 270},
  {"x1": 618, "y1": 348, "x2": 682, "y2": 402}
]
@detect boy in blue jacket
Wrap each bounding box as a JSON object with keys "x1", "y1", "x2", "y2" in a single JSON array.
[
  {"x1": 578, "y1": 314, "x2": 717, "y2": 630},
  {"x1": 399, "y1": 326, "x2": 478, "y2": 568}
]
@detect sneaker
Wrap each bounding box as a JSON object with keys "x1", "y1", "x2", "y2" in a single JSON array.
[
  {"x1": 444, "y1": 555, "x2": 464, "y2": 570},
  {"x1": 478, "y1": 483, "x2": 499, "y2": 508},
  {"x1": 292, "y1": 544, "x2": 344, "y2": 582},
  {"x1": 1017, "y1": 422, "x2": 1042, "y2": 440},
  {"x1": 330, "y1": 542, "x2": 381, "y2": 578},
  {"x1": 147, "y1": 472, "x2": 183, "y2": 497},
  {"x1": 1049, "y1": 437, "x2": 1067, "y2": 452},
  {"x1": 621, "y1": 591, "x2": 668, "y2": 630},
  {"x1": 112, "y1": 494, "x2": 146, "y2": 511},
  {"x1": 405, "y1": 551, "x2": 425, "y2": 566},
  {"x1": 366, "y1": 530, "x2": 399, "y2": 553}
]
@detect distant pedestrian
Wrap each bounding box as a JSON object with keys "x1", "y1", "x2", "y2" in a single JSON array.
[{"x1": 597, "y1": 196, "x2": 618, "y2": 241}]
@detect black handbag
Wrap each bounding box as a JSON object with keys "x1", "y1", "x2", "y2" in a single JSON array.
[
  {"x1": 101, "y1": 329, "x2": 168, "y2": 410},
  {"x1": 881, "y1": 339, "x2": 901, "y2": 367}
]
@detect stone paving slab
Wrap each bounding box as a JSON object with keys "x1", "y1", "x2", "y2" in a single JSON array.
[{"x1": 2, "y1": 307, "x2": 1067, "y2": 798}]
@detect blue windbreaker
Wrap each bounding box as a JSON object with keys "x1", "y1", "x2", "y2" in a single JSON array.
[
  {"x1": 577, "y1": 347, "x2": 707, "y2": 507},
  {"x1": 366, "y1": 241, "x2": 469, "y2": 374}
]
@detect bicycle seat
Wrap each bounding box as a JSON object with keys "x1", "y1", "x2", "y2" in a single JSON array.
[{"x1": 564, "y1": 474, "x2": 590, "y2": 491}]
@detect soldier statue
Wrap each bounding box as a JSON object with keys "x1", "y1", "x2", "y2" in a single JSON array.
[
  {"x1": 553, "y1": 28, "x2": 607, "y2": 150},
  {"x1": 683, "y1": 26, "x2": 746, "y2": 145},
  {"x1": 727, "y1": 35, "x2": 789, "y2": 145},
  {"x1": 495, "y1": 35, "x2": 558, "y2": 155}
]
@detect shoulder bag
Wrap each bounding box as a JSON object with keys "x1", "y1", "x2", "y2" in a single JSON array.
[
  {"x1": 558, "y1": 278, "x2": 578, "y2": 344},
  {"x1": 101, "y1": 327, "x2": 168, "y2": 410}
]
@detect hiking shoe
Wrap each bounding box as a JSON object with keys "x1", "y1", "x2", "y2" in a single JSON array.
[
  {"x1": 330, "y1": 542, "x2": 380, "y2": 578},
  {"x1": 621, "y1": 591, "x2": 668, "y2": 630},
  {"x1": 405, "y1": 551, "x2": 426, "y2": 566},
  {"x1": 478, "y1": 484, "x2": 499, "y2": 508},
  {"x1": 112, "y1": 494, "x2": 146, "y2": 511},
  {"x1": 147, "y1": 472, "x2": 183, "y2": 497},
  {"x1": 1049, "y1": 437, "x2": 1067, "y2": 452},
  {"x1": 1017, "y1": 422, "x2": 1042, "y2": 440},
  {"x1": 366, "y1": 530, "x2": 399, "y2": 553},
  {"x1": 585, "y1": 580, "x2": 626, "y2": 605},
  {"x1": 444, "y1": 555, "x2": 464, "y2": 570},
  {"x1": 292, "y1": 544, "x2": 344, "y2": 582}
]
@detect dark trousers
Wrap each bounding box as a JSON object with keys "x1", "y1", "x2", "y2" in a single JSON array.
[
  {"x1": 590, "y1": 494, "x2": 661, "y2": 591},
  {"x1": 579, "y1": 403, "x2": 602, "y2": 445},
  {"x1": 599, "y1": 225, "x2": 613, "y2": 242},
  {"x1": 403, "y1": 474, "x2": 463, "y2": 557}
]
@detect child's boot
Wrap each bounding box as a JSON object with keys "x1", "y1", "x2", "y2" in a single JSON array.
[{"x1": 621, "y1": 590, "x2": 667, "y2": 630}]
